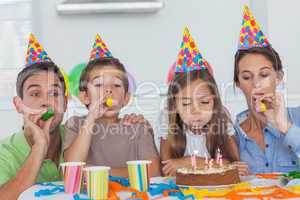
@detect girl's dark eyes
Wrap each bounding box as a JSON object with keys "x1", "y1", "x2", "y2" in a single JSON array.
[
  {"x1": 200, "y1": 101, "x2": 209, "y2": 104},
  {"x1": 242, "y1": 76, "x2": 251, "y2": 80},
  {"x1": 261, "y1": 73, "x2": 269, "y2": 78},
  {"x1": 182, "y1": 103, "x2": 191, "y2": 106},
  {"x1": 114, "y1": 84, "x2": 121, "y2": 87}
]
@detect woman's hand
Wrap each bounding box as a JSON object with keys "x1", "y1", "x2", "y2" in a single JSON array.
[
  {"x1": 262, "y1": 92, "x2": 292, "y2": 133},
  {"x1": 233, "y1": 161, "x2": 251, "y2": 176}
]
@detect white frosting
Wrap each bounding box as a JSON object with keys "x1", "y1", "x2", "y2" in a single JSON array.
[{"x1": 177, "y1": 164, "x2": 236, "y2": 175}]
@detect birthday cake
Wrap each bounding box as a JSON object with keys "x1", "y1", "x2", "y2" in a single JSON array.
[{"x1": 176, "y1": 164, "x2": 240, "y2": 186}]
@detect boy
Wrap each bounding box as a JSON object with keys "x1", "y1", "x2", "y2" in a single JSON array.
[{"x1": 64, "y1": 34, "x2": 160, "y2": 177}]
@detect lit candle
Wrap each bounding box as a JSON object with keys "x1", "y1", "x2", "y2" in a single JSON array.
[
  {"x1": 219, "y1": 154, "x2": 223, "y2": 167},
  {"x1": 216, "y1": 148, "x2": 221, "y2": 164},
  {"x1": 205, "y1": 153, "x2": 208, "y2": 165},
  {"x1": 191, "y1": 150, "x2": 198, "y2": 169},
  {"x1": 208, "y1": 159, "x2": 214, "y2": 169}
]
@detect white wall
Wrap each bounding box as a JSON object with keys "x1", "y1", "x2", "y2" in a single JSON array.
[
  {"x1": 267, "y1": 0, "x2": 300, "y2": 106},
  {"x1": 2, "y1": 0, "x2": 300, "y2": 139},
  {"x1": 31, "y1": 0, "x2": 248, "y2": 129},
  {"x1": 0, "y1": 0, "x2": 31, "y2": 139}
]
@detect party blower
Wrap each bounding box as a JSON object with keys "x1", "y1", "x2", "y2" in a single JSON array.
[
  {"x1": 41, "y1": 107, "x2": 55, "y2": 121},
  {"x1": 256, "y1": 101, "x2": 267, "y2": 113},
  {"x1": 105, "y1": 97, "x2": 117, "y2": 108}
]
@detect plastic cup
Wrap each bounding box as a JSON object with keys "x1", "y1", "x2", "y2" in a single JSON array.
[
  {"x1": 127, "y1": 160, "x2": 152, "y2": 192},
  {"x1": 60, "y1": 162, "x2": 85, "y2": 194},
  {"x1": 83, "y1": 166, "x2": 111, "y2": 200}
]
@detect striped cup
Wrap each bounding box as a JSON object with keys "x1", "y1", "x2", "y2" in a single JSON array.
[
  {"x1": 127, "y1": 160, "x2": 152, "y2": 192},
  {"x1": 83, "y1": 166, "x2": 111, "y2": 200},
  {"x1": 60, "y1": 162, "x2": 85, "y2": 194}
]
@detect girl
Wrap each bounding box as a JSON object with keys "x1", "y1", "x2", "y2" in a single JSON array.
[{"x1": 159, "y1": 28, "x2": 239, "y2": 176}]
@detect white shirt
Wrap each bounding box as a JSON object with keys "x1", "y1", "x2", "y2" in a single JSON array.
[
  {"x1": 184, "y1": 129, "x2": 209, "y2": 157},
  {"x1": 156, "y1": 105, "x2": 234, "y2": 158},
  {"x1": 156, "y1": 105, "x2": 209, "y2": 157}
]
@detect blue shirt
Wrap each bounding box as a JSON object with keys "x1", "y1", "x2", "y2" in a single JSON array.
[{"x1": 234, "y1": 107, "x2": 300, "y2": 174}]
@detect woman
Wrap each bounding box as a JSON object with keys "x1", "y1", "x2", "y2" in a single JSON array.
[{"x1": 233, "y1": 5, "x2": 300, "y2": 174}]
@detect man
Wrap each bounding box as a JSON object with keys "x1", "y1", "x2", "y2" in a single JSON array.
[{"x1": 0, "y1": 34, "x2": 68, "y2": 199}]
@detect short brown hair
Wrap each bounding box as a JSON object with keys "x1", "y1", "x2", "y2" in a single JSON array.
[
  {"x1": 79, "y1": 57, "x2": 129, "y2": 93},
  {"x1": 16, "y1": 62, "x2": 66, "y2": 99},
  {"x1": 234, "y1": 46, "x2": 283, "y2": 86}
]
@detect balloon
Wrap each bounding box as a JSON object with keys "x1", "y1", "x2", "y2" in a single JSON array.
[
  {"x1": 59, "y1": 68, "x2": 70, "y2": 97},
  {"x1": 167, "y1": 62, "x2": 176, "y2": 84},
  {"x1": 68, "y1": 63, "x2": 86, "y2": 97}
]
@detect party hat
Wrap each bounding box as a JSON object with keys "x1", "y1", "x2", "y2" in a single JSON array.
[
  {"x1": 238, "y1": 5, "x2": 270, "y2": 49},
  {"x1": 175, "y1": 27, "x2": 212, "y2": 74},
  {"x1": 25, "y1": 34, "x2": 52, "y2": 65},
  {"x1": 89, "y1": 34, "x2": 112, "y2": 61},
  {"x1": 25, "y1": 34, "x2": 69, "y2": 96}
]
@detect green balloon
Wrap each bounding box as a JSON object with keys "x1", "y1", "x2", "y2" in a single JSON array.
[{"x1": 68, "y1": 63, "x2": 86, "y2": 97}]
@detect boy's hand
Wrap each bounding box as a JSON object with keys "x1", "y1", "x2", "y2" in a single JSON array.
[
  {"x1": 86, "y1": 96, "x2": 108, "y2": 122},
  {"x1": 23, "y1": 108, "x2": 54, "y2": 159}
]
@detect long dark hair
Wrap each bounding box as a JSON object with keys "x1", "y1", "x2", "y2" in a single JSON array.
[{"x1": 167, "y1": 69, "x2": 238, "y2": 161}]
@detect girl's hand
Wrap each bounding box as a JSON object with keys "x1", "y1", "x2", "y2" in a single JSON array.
[
  {"x1": 261, "y1": 92, "x2": 292, "y2": 134},
  {"x1": 162, "y1": 159, "x2": 187, "y2": 176},
  {"x1": 233, "y1": 161, "x2": 251, "y2": 176}
]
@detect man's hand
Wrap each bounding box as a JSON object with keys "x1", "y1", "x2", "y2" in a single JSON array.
[{"x1": 23, "y1": 109, "x2": 54, "y2": 158}]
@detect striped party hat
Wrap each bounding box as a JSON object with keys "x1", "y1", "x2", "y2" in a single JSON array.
[
  {"x1": 238, "y1": 5, "x2": 270, "y2": 49},
  {"x1": 175, "y1": 27, "x2": 211, "y2": 74},
  {"x1": 89, "y1": 34, "x2": 112, "y2": 61},
  {"x1": 25, "y1": 33, "x2": 52, "y2": 65}
]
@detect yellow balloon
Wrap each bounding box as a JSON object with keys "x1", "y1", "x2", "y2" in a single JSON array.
[{"x1": 59, "y1": 68, "x2": 69, "y2": 97}]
